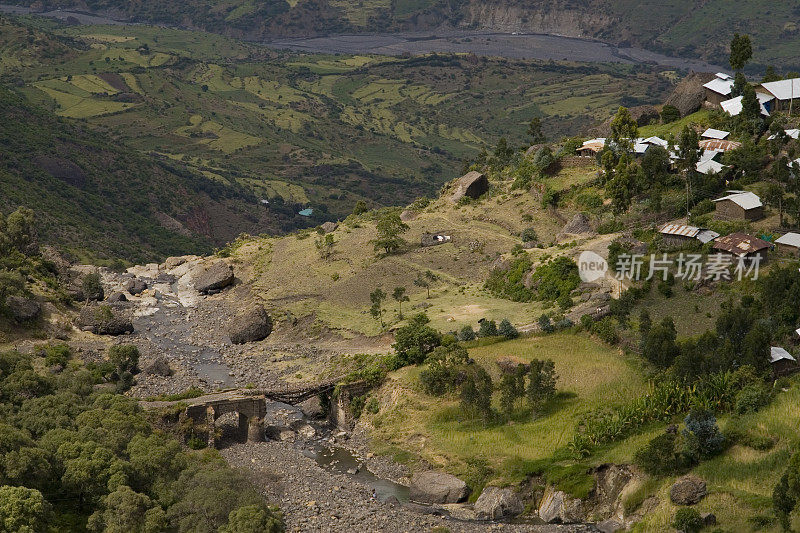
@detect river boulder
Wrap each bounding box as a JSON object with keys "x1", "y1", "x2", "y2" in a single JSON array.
[
  {"x1": 670, "y1": 475, "x2": 706, "y2": 505},
  {"x1": 409, "y1": 471, "x2": 470, "y2": 504},
  {"x1": 228, "y1": 305, "x2": 272, "y2": 344},
  {"x1": 6, "y1": 295, "x2": 41, "y2": 322},
  {"x1": 193, "y1": 261, "x2": 234, "y2": 294},
  {"x1": 124, "y1": 278, "x2": 147, "y2": 295},
  {"x1": 474, "y1": 487, "x2": 523, "y2": 520},
  {"x1": 143, "y1": 356, "x2": 172, "y2": 377},
  {"x1": 77, "y1": 305, "x2": 133, "y2": 335}
]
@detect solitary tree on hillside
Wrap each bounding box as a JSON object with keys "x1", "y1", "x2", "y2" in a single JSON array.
[
  {"x1": 527, "y1": 117, "x2": 546, "y2": 144},
  {"x1": 675, "y1": 126, "x2": 700, "y2": 217},
  {"x1": 315, "y1": 233, "x2": 335, "y2": 260},
  {"x1": 729, "y1": 33, "x2": 753, "y2": 71},
  {"x1": 610, "y1": 106, "x2": 638, "y2": 154},
  {"x1": 414, "y1": 270, "x2": 438, "y2": 298},
  {"x1": 392, "y1": 286, "x2": 409, "y2": 319},
  {"x1": 370, "y1": 288, "x2": 386, "y2": 327},
  {"x1": 372, "y1": 211, "x2": 408, "y2": 255}
]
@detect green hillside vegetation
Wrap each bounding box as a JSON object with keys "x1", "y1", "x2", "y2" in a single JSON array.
[
  {"x1": 0, "y1": 83, "x2": 273, "y2": 263},
  {"x1": 0, "y1": 347, "x2": 283, "y2": 532},
  {"x1": 0, "y1": 15, "x2": 671, "y2": 229}
]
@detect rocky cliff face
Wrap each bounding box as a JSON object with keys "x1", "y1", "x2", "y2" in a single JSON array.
[{"x1": 459, "y1": 1, "x2": 615, "y2": 39}]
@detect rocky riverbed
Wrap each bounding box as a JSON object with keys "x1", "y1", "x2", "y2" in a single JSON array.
[{"x1": 222, "y1": 441, "x2": 600, "y2": 533}]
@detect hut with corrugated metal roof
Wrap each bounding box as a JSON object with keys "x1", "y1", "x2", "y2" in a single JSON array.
[{"x1": 712, "y1": 191, "x2": 764, "y2": 221}]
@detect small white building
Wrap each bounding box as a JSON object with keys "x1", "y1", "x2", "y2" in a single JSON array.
[{"x1": 701, "y1": 128, "x2": 730, "y2": 140}]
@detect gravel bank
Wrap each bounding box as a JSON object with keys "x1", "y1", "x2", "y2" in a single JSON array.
[{"x1": 221, "y1": 442, "x2": 599, "y2": 533}]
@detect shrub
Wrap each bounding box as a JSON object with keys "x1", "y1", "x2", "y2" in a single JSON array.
[
  {"x1": 634, "y1": 431, "x2": 685, "y2": 476},
  {"x1": 458, "y1": 325, "x2": 476, "y2": 341},
  {"x1": 81, "y1": 273, "x2": 104, "y2": 301},
  {"x1": 485, "y1": 257, "x2": 534, "y2": 302},
  {"x1": 498, "y1": 319, "x2": 519, "y2": 339},
  {"x1": 43, "y1": 344, "x2": 70, "y2": 367},
  {"x1": 673, "y1": 508, "x2": 703, "y2": 533},
  {"x1": 393, "y1": 313, "x2": 442, "y2": 365},
  {"x1": 350, "y1": 395, "x2": 366, "y2": 418},
  {"x1": 419, "y1": 344, "x2": 470, "y2": 396},
  {"x1": 520, "y1": 227, "x2": 538, "y2": 243},
  {"x1": 538, "y1": 314, "x2": 554, "y2": 333},
  {"x1": 529, "y1": 257, "x2": 580, "y2": 302},
  {"x1": 682, "y1": 409, "x2": 724, "y2": 461},
  {"x1": 478, "y1": 320, "x2": 498, "y2": 338},
  {"x1": 661, "y1": 104, "x2": 681, "y2": 124},
  {"x1": 108, "y1": 344, "x2": 139, "y2": 375},
  {"x1": 593, "y1": 317, "x2": 619, "y2": 345},
  {"x1": 734, "y1": 383, "x2": 771, "y2": 414}
]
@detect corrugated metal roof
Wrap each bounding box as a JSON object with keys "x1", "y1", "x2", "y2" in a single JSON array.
[
  {"x1": 771, "y1": 346, "x2": 796, "y2": 363},
  {"x1": 760, "y1": 78, "x2": 800, "y2": 100},
  {"x1": 696, "y1": 230, "x2": 720, "y2": 244},
  {"x1": 703, "y1": 77, "x2": 734, "y2": 96},
  {"x1": 696, "y1": 159, "x2": 725, "y2": 175},
  {"x1": 642, "y1": 136, "x2": 668, "y2": 147},
  {"x1": 768, "y1": 128, "x2": 800, "y2": 140},
  {"x1": 658, "y1": 223, "x2": 700, "y2": 238},
  {"x1": 715, "y1": 72, "x2": 732, "y2": 80},
  {"x1": 713, "y1": 232, "x2": 770, "y2": 256},
  {"x1": 720, "y1": 94, "x2": 772, "y2": 117},
  {"x1": 701, "y1": 128, "x2": 729, "y2": 140},
  {"x1": 775, "y1": 232, "x2": 800, "y2": 248},
  {"x1": 700, "y1": 149, "x2": 722, "y2": 162},
  {"x1": 578, "y1": 138, "x2": 605, "y2": 153},
  {"x1": 698, "y1": 139, "x2": 743, "y2": 152},
  {"x1": 712, "y1": 191, "x2": 762, "y2": 210}
]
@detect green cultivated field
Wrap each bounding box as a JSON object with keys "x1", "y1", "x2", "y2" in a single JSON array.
[{"x1": 0, "y1": 15, "x2": 671, "y2": 222}]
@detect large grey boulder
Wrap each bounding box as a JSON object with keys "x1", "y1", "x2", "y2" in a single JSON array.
[
  {"x1": 124, "y1": 279, "x2": 147, "y2": 295},
  {"x1": 538, "y1": 487, "x2": 584, "y2": 523},
  {"x1": 143, "y1": 356, "x2": 172, "y2": 377},
  {"x1": 474, "y1": 487, "x2": 523, "y2": 520},
  {"x1": 450, "y1": 171, "x2": 489, "y2": 203},
  {"x1": 193, "y1": 261, "x2": 234, "y2": 294},
  {"x1": 409, "y1": 471, "x2": 470, "y2": 504},
  {"x1": 670, "y1": 475, "x2": 706, "y2": 505},
  {"x1": 77, "y1": 305, "x2": 133, "y2": 335},
  {"x1": 228, "y1": 305, "x2": 272, "y2": 344},
  {"x1": 106, "y1": 291, "x2": 128, "y2": 303},
  {"x1": 6, "y1": 296, "x2": 41, "y2": 322}
]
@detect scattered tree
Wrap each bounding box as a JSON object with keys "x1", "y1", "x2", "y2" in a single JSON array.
[
  {"x1": 609, "y1": 106, "x2": 638, "y2": 153},
  {"x1": 372, "y1": 211, "x2": 408, "y2": 255},
  {"x1": 498, "y1": 318, "x2": 519, "y2": 339},
  {"x1": 315, "y1": 233, "x2": 335, "y2": 260},
  {"x1": 413, "y1": 270, "x2": 438, "y2": 299},
  {"x1": 392, "y1": 287, "x2": 409, "y2": 319},
  {"x1": 527, "y1": 117, "x2": 546, "y2": 144},
  {"x1": 369, "y1": 288, "x2": 386, "y2": 327},
  {"x1": 729, "y1": 33, "x2": 753, "y2": 71},
  {"x1": 392, "y1": 313, "x2": 442, "y2": 365}
]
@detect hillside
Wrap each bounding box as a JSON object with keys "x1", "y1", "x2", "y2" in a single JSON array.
[
  {"x1": 0, "y1": 14, "x2": 670, "y2": 235},
  {"x1": 0, "y1": 83, "x2": 279, "y2": 263},
  {"x1": 4, "y1": 0, "x2": 800, "y2": 70}
]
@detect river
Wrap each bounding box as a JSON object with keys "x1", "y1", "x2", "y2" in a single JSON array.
[{"x1": 1, "y1": 4, "x2": 723, "y2": 71}]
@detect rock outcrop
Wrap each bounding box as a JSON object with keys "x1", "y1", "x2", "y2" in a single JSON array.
[
  {"x1": 228, "y1": 305, "x2": 272, "y2": 344},
  {"x1": 77, "y1": 305, "x2": 133, "y2": 335},
  {"x1": 106, "y1": 291, "x2": 127, "y2": 303},
  {"x1": 474, "y1": 487, "x2": 523, "y2": 520},
  {"x1": 409, "y1": 471, "x2": 470, "y2": 504},
  {"x1": 320, "y1": 221, "x2": 338, "y2": 233},
  {"x1": 670, "y1": 475, "x2": 706, "y2": 505},
  {"x1": 538, "y1": 487, "x2": 583, "y2": 523},
  {"x1": 450, "y1": 171, "x2": 489, "y2": 203},
  {"x1": 192, "y1": 261, "x2": 234, "y2": 294},
  {"x1": 6, "y1": 295, "x2": 41, "y2": 322}
]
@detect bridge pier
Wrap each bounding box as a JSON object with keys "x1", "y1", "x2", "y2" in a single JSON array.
[
  {"x1": 206, "y1": 405, "x2": 216, "y2": 448},
  {"x1": 247, "y1": 416, "x2": 263, "y2": 442}
]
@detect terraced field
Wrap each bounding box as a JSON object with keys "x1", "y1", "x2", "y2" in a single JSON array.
[{"x1": 4, "y1": 16, "x2": 671, "y2": 225}]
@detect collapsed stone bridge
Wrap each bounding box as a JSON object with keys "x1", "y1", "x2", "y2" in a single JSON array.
[{"x1": 142, "y1": 377, "x2": 370, "y2": 447}]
